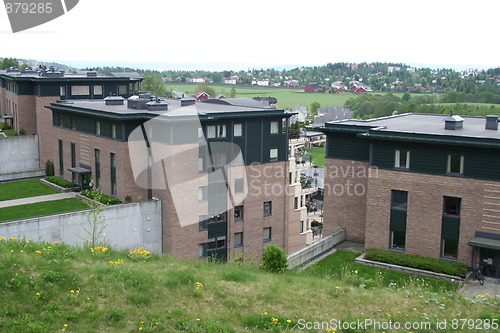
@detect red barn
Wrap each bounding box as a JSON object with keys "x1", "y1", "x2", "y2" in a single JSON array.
[{"x1": 304, "y1": 83, "x2": 323, "y2": 92}]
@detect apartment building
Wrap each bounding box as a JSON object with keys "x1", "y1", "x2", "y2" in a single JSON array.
[{"x1": 318, "y1": 113, "x2": 500, "y2": 277}]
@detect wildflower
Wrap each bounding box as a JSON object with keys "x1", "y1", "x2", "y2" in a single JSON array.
[
  {"x1": 195, "y1": 282, "x2": 204, "y2": 290},
  {"x1": 9, "y1": 250, "x2": 14, "y2": 253},
  {"x1": 155, "y1": 322, "x2": 159, "y2": 325},
  {"x1": 86, "y1": 298, "x2": 91, "y2": 301},
  {"x1": 335, "y1": 286, "x2": 340, "y2": 289},
  {"x1": 286, "y1": 319, "x2": 292, "y2": 323},
  {"x1": 35, "y1": 250, "x2": 41, "y2": 254},
  {"x1": 271, "y1": 317, "x2": 278, "y2": 323},
  {"x1": 70, "y1": 290, "x2": 75, "y2": 293},
  {"x1": 261, "y1": 312, "x2": 268, "y2": 315},
  {"x1": 138, "y1": 328, "x2": 142, "y2": 331},
  {"x1": 20, "y1": 250, "x2": 24, "y2": 253},
  {"x1": 413, "y1": 307, "x2": 417, "y2": 311},
  {"x1": 63, "y1": 324, "x2": 68, "y2": 327},
  {"x1": 35, "y1": 292, "x2": 40, "y2": 296},
  {"x1": 0, "y1": 237, "x2": 5, "y2": 241},
  {"x1": 25, "y1": 240, "x2": 30, "y2": 243},
  {"x1": 140, "y1": 321, "x2": 144, "y2": 324},
  {"x1": 10, "y1": 237, "x2": 16, "y2": 240},
  {"x1": 196, "y1": 318, "x2": 201, "y2": 321}
]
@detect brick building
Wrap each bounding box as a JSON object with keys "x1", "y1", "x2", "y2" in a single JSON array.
[
  {"x1": 318, "y1": 113, "x2": 500, "y2": 278},
  {"x1": 0, "y1": 68, "x2": 142, "y2": 167},
  {"x1": 45, "y1": 97, "x2": 299, "y2": 260}
]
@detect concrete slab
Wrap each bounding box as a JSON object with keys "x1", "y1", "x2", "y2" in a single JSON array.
[
  {"x1": 334, "y1": 240, "x2": 365, "y2": 253},
  {"x1": 0, "y1": 192, "x2": 77, "y2": 208}
]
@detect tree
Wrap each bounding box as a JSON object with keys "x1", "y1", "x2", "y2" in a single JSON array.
[
  {"x1": 0, "y1": 57, "x2": 19, "y2": 69},
  {"x1": 401, "y1": 93, "x2": 411, "y2": 102},
  {"x1": 195, "y1": 83, "x2": 216, "y2": 97},
  {"x1": 229, "y1": 87, "x2": 236, "y2": 98},
  {"x1": 309, "y1": 102, "x2": 321, "y2": 115},
  {"x1": 141, "y1": 75, "x2": 167, "y2": 97}
]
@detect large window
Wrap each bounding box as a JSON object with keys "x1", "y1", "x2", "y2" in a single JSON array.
[
  {"x1": 71, "y1": 85, "x2": 90, "y2": 96},
  {"x1": 58, "y1": 139, "x2": 64, "y2": 177},
  {"x1": 441, "y1": 196, "x2": 461, "y2": 259},
  {"x1": 110, "y1": 153, "x2": 116, "y2": 196},
  {"x1": 447, "y1": 154, "x2": 464, "y2": 174},
  {"x1": 270, "y1": 148, "x2": 278, "y2": 161},
  {"x1": 234, "y1": 123, "x2": 242, "y2": 137},
  {"x1": 234, "y1": 205, "x2": 244, "y2": 221},
  {"x1": 264, "y1": 201, "x2": 272, "y2": 216},
  {"x1": 199, "y1": 236, "x2": 227, "y2": 258},
  {"x1": 93, "y1": 85, "x2": 103, "y2": 96},
  {"x1": 390, "y1": 190, "x2": 407, "y2": 251},
  {"x1": 394, "y1": 149, "x2": 410, "y2": 169},
  {"x1": 94, "y1": 149, "x2": 100, "y2": 188}
]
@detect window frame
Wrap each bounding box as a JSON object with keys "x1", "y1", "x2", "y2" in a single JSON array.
[
  {"x1": 270, "y1": 120, "x2": 280, "y2": 134},
  {"x1": 233, "y1": 123, "x2": 243, "y2": 137},
  {"x1": 447, "y1": 154, "x2": 464, "y2": 175},
  {"x1": 394, "y1": 149, "x2": 410, "y2": 169},
  {"x1": 234, "y1": 205, "x2": 244, "y2": 221},
  {"x1": 234, "y1": 232, "x2": 243, "y2": 247},
  {"x1": 270, "y1": 148, "x2": 278, "y2": 162},
  {"x1": 263, "y1": 227, "x2": 272, "y2": 242},
  {"x1": 263, "y1": 201, "x2": 272, "y2": 216}
]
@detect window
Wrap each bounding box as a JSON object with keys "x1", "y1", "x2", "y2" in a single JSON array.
[
  {"x1": 198, "y1": 157, "x2": 204, "y2": 172},
  {"x1": 60, "y1": 86, "x2": 65, "y2": 97},
  {"x1": 390, "y1": 190, "x2": 407, "y2": 250},
  {"x1": 264, "y1": 201, "x2": 272, "y2": 216},
  {"x1": 234, "y1": 123, "x2": 242, "y2": 137},
  {"x1": 94, "y1": 149, "x2": 100, "y2": 188},
  {"x1": 300, "y1": 221, "x2": 305, "y2": 233},
  {"x1": 294, "y1": 197, "x2": 299, "y2": 210},
  {"x1": 234, "y1": 205, "x2": 244, "y2": 221},
  {"x1": 199, "y1": 215, "x2": 208, "y2": 231},
  {"x1": 71, "y1": 143, "x2": 76, "y2": 183},
  {"x1": 199, "y1": 243, "x2": 207, "y2": 258},
  {"x1": 441, "y1": 196, "x2": 461, "y2": 260},
  {"x1": 270, "y1": 121, "x2": 279, "y2": 134},
  {"x1": 234, "y1": 232, "x2": 243, "y2": 247},
  {"x1": 71, "y1": 85, "x2": 90, "y2": 96},
  {"x1": 234, "y1": 178, "x2": 244, "y2": 194},
  {"x1": 394, "y1": 149, "x2": 410, "y2": 169},
  {"x1": 93, "y1": 85, "x2": 103, "y2": 96},
  {"x1": 270, "y1": 148, "x2": 278, "y2": 161},
  {"x1": 71, "y1": 118, "x2": 76, "y2": 130},
  {"x1": 96, "y1": 121, "x2": 101, "y2": 135},
  {"x1": 110, "y1": 153, "x2": 116, "y2": 196},
  {"x1": 207, "y1": 125, "x2": 226, "y2": 138},
  {"x1": 58, "y1": 139, "x2": 64, "y2": 177},
  {"x1": 205, "y1": 236, "x2": 226, "y2": 253},
  {"x1": 263, "y1": 227, "x2": 272, "y2": 241},
  {"x1": 447, "y1": 154, "x2": 464, "y2": 174},
  {"x1": 111, "y1": 124, "x2": 117, "y2": 139},
  {"x1": 199, "y1": 186, "x2": 208, "y2": 201},
  {"x1": 118, "y1": 85, "x2": 128, "y2": 95}
]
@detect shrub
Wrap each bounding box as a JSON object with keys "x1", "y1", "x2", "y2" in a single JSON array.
[
  {"x1": 261, "y1": 244, "x2": 288, "y2": 273},
  {"x1": 45, "y1": 160, "x2": 55, "y2": 176},
  {"x1": 364, "y1": 248, "x2": 469, "y2": 277},
  {"x1": 310, "y1": 220, "x2": 322, "y2": 227},
  {"x1": 124, "y1": 195, "x2": 132, "y2": 203},
  {"x1": 45, "y1": 176, "x2": 76, "y2": 188},
  {"x1": 81, "y1": 189, "x2": 121, "y2": 205}
]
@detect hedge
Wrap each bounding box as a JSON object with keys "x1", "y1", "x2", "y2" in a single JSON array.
[
  {"x1": 364, "y1": 248, "x2": 469, "y2": 277},
  {"x1": 45, "y1": 176, "x2": 76, "y2": 188},
  {"x1": 81, "y1": 190, "x2": 121, "y2": 205}
]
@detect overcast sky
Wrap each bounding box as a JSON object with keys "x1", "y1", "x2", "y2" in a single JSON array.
[{"x1": 0, "y1": 0, "x2": 498, "y2": 70}]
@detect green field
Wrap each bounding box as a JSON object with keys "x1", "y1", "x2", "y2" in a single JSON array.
[
  {"x1": 166, "y1": 83, "x2": 357, "y2": 109},
  {"x1": 0, "y1": 178, "x2": 59, "y2": 202},
  {"x1": 0, "y1": 198, "x2": 89, "y2": 222}
]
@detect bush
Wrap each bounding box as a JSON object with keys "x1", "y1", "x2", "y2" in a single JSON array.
[
  {"x1": 45, "y1": 176, "x2": 76, "y2": 188},
  {"x1": 81, "y1": 189, "x2": 121, "y2": 205},
  {"x1": 261, "y1": 244, "x2": 288, "y2": 273},
  {"x1": 45, "y1": 160, "x2": 54, "y2": 177},
  {"x1": 364, "y1": 248, "x2": 468, "y2": 277},
  {"x1": 310, "y1": 220, "x2": 322, "y2": 227}
]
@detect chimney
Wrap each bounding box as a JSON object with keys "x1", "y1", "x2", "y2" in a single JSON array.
[
  {"x1": 443, "y1": 110, "x2": 464, "y2": 130},
  {"x1": 485, "y1": 115, "x2": 498, "y2": 130}
]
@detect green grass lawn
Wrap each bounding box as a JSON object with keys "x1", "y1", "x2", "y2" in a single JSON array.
[
  {"x1": 305, "y1": 250, "x2": 456, "y2": 292},
  {"x1": 303, "y1": 146, "x2": 326, "y2": 168},
  {"x1": 0, "y1": 122, "x2": 18, "y2": 136},
  {"x1": 0, "y1": 178, "x2": 59, "y2": 202},
  {"x1": 166, "y1": 83, "x2": 357, "y2": 109},
  {"x1": 0, "y1": 240, "x2": 497, "y2": 332},
  {"x1": 0, "y1": 198, "x2": 89, "y2": 222}
]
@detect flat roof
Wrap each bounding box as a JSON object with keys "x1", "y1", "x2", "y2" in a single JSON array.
[
  {"x1": 325, "y1": 113, "x2": 500, "y2": 140},
  {"x1": 49, "y1": 98, "x2": 287, "y2": 118},
  {"x1": 0, "y1": 70, "x2": 142, "y2": 80}
]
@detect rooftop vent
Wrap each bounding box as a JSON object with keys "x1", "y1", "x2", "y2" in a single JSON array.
[
  {"x1": 485, "y1": 115, "x2": 499, "y2": 130},
  {"x1": 146, "y1": 99, "x2": 168, "y2": 111},
  {"x1": 6, "y1": 66, "x2": 20, "y2": 73},
  {"x1": 443, "y1": 111, "x2": 464, "y2": 130},
  {"x1": 86, "y1": 71, "x2": 98, "y2": 77},
  {"x1": 127, "y1": 96, "x2": 149, "y2": 110},
  {"x1": 139, "y1": 93, "x2": 156, "y2": 100},
  {"x1": 39, "y1": 67, "x2": 65, "y2": 77},
  {"x1": 180, "y1": 97, "x2": 196, "y2": 106},
  {"x1": 104, "y1": 95, "x2": 125, "y2": 105}
]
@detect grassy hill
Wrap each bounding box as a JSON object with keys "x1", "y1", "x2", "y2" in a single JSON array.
[{"x1": 0, "y1": 239, "x2": 497, "y2": 332}]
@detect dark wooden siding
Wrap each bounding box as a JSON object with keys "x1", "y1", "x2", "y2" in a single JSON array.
[{"x1": 326, "y1": 133, "x2": 369, "y2": 161}]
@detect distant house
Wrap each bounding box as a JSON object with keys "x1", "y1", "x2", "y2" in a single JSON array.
[
  {"x1": 257, "y1": 79, "x2": 270, "y2": 86},
  {"x1": 192, "y1": 77, "x2": 205, "y2": 83},
  {"x1": 313, "y1": 106, "x2": 354, "y2": 127},
  {"x1": 194, "y1": 91, "x2": 211, "y2": 101},
  {"x1": 304, "y1": 83, "x2": 323, "y2": 93},
  {"x1": 224, "y1": 78, "x2": 237, "y2": 85},
  {"x1": 354, "y1": 86, "x2": 370, "y2": 94},
  {"x1": 286, "y1": 79, "x2": 299, "y2": 87},
  {"x1": 291, "y1": 105, "x2": 308, "y2": 123},
  {"x1": 216, "y1": 94, "x2": 225, "y2": 99},
  {"x1": 253, "y1": 96, "x2": 277, "y2": 108}
]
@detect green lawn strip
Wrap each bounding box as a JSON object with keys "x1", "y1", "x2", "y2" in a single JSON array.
[
  {"x1": 0, "y1": 198, "x2": 89, "y2": 222},
  {"x1": 303, "y1": 146, "x2": 326, "y2": 168},
  {"x1": 0, "y1": 178, "x2": 59, "y2": 202},
  {"x1": 306, "y1": 250, "x2": 457, "y2": 292}
]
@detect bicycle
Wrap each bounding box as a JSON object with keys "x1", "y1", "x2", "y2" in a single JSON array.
[{"x1": 473, "y1": 267, "x2": 485, "y2": 285}]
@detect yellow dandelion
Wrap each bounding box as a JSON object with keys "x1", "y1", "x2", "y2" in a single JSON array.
[
  {"x1": 35, "y1": 292, "x2": 40, "y2": 296},
  {"x1": 286, "y1": 319, "x2": 291, "y2": 323},
  {"x1": 413, "y1": 307, "x2": 417, "y2": 311},
  {"x1": 63, "y1": 324, "x2": 68, "y2": 327},
  {"x1": 196, "y1": 318, "x2": 201, "y2": 321},
  {"x1": 70, "y1": 290, "x2": 75, "y2": 293}
]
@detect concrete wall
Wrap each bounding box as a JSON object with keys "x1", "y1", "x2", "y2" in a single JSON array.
[
  {"x1": 0, "y1": 135, "x2": 41, "y2": 175},
  {"x1": 0, "y1": 200, "x2": 163, "y2": 254}
]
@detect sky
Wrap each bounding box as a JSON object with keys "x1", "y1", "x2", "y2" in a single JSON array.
[{"x1": 0, "y1": 0, "x2": 498, "y2": 71}]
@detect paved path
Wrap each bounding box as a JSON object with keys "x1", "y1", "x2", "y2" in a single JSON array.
[
  {"x1": 0, "y1": 192, "x2": 77, "y2": 208},
  {"x1": 460, "y1": 277, "x2": 500, "y2": 299}
]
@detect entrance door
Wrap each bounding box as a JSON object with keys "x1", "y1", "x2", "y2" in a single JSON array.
[{"x1": 480, "y1": 248, "x2": 500, "y2": 279}]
